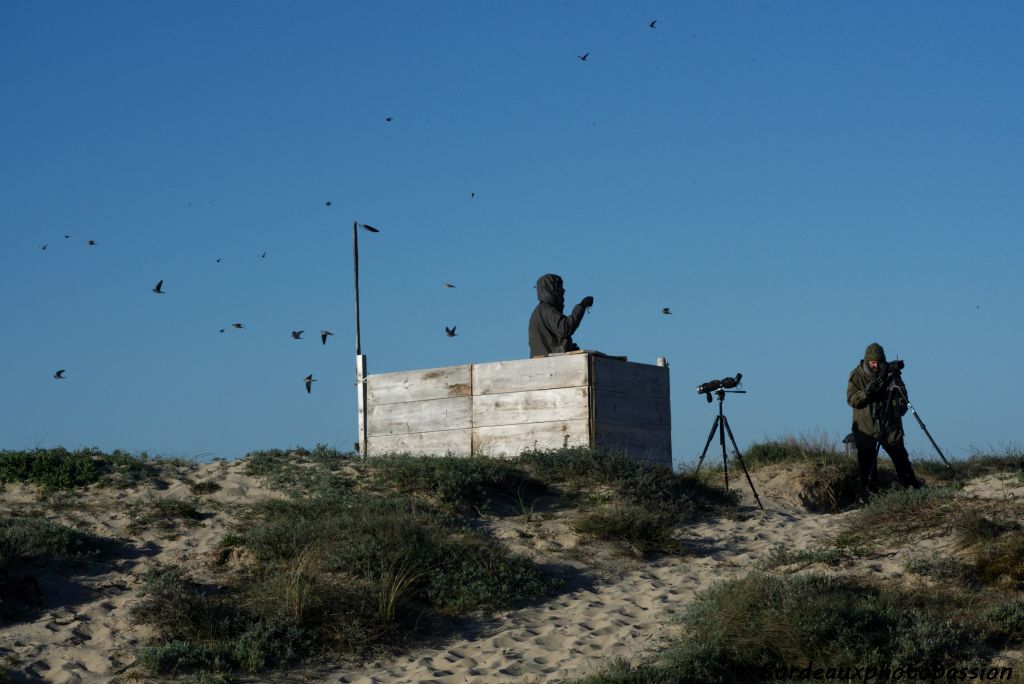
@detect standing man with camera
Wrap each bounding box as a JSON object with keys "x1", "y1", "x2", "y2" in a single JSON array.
[
  {"x1": 847, "y1": 342, "x2": 923, "y2": 501},
  {"x1": 528, "y1": 274, "x2": 593, "y2": 357}
]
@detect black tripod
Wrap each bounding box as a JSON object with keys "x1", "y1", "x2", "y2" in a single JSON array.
[{"x1": 694, "y1": 389, "x2": 764, "y2": 510}]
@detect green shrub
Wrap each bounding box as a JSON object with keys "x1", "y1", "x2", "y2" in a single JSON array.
[
  {"x1": 190, "y1": 481, "x2": 222, "y2": 495},
  {"x1": 589, "y1": 573, "x2": 994, "y2": 683},
  {"x1": 574, "y1": 502, "x2": 681, "y2": 555},
  {"x1": 367, "y1": 454, "x2": 545, "y2": 513},
  {"x1": 241, "y1": 448, "x2": 348, "y2": 495},
  {"x1": 837, "y1": 487, "x2": 957, "y2": 549},
  {"x1": 130, "y1": 499, "x2": 204, "y2": 532},
  {"x1": 0, "y1": 516, "x2": 102, "y2": 569},
  {"x1": 0, "y1": 448, "x2": 99, "y2": 489},
  {"x1": 763, "y1": 545, "x2": 847, "y2": 570}
]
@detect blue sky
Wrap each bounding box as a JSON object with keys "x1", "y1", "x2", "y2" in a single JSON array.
[{"x1": 2, "y1": 1, "x2": 1022, "y2": 466}]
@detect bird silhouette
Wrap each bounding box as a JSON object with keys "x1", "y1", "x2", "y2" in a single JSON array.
[
  {"x1": 64, "y1": 235, "x2": 71, "y2": 239},
  {"x1": 87, "y1": 240, "x2": 96, "y2": 246},
  {"x1": 359, "y1": 224, "x2": 380, "y2": 233},
  {"x1": 385, "y1": 117, "x2": 393, "y2": 122},
  {"x1": 153, "y1": 280, "x2": 165, "y2": 294},
  {"x1": 649, "y1": 19, "x2": 657, "y2": 28},
  {"x1": 470, "y1": 192, "x2": 475, "y2": 198},
  {"x1": 320, "y1": 330, "x2": 334, "y2": 345},
  {"x1": 578, "y1": 52, "x2": 589, "y2": 61},
  {"x1": 219, "y1": 328, "x2": 225, "y2": 333},
  {"x1": 444, "y1": 283, "x2": 456, "y2": 288},
  {"x1": 325, "y1": 201, "x2": 332, "y2": 206},
  {"x1": 54, "y1": 369, "x2": 66, "y2": 379},
  {"x1": 232, "y1": 323, "x2": 245, "y2": 329},
  {"x1": 291, "y1": 330, "x2": 304, "y2": 340},
  {"x1": 259, "y1": 251, "x2": 267, "y2": 258},
  {"x1": 445, "y1": 326, "x2": 457, "y2": 337},
  {"x1": 40, "y1": 244, "x2": 48, "y2": 250},
  {"x1": 216, "y1": 258, "x2": 222, "y2": 263},
  {"x1": 304, "y1": 374, "x2": 316, "y2": 394},
  {"x1": 662, "y1": 307, "x2": 672, "y2": 315}
]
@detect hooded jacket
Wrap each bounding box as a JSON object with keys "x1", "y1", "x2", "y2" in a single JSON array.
[
  {"x1": 528, "y1": 274, "x2": 587, "y2": 357},
  {"x1": 847, "y1": 359, "x2": 909, "y2": 445}
]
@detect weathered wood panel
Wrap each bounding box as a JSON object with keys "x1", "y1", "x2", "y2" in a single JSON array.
[
  {"x1": 593, "y1": 389, "x2": 671, "y2": 431},
  {"x1": 473, "y1": 387, "x2": 589, "y2": 428},
  {"x1": 473, "y1": 355, "x2": 588, "y2": 396},
  {"x1": 594, "y1": 422, "x2": 672, "y2": 467},
  {"x1": 367, "y1": 396, "x2": 472, "y2": 436},
  {"x1": 593, "y1": 357, "x2": 669, "y2": 398},
  {"x1": 366, "y1": 365, "x2": 472, "y2": 405},
  {"x1": 367, "y1": 429, "x2": 471, "y2": 457},
  {"x1": 474, "y1": 420, "x2": 590, "y2": 456}
]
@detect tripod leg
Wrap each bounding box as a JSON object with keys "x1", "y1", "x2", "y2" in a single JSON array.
[
  {"x1": 721, "y1": 415, "x2": 764, "y2": 511},
  {"x1": 694, "y1": 416, "x2": 720, "y2": 475},
  {"x1": 719, "y1": 416, "x2": 730, "y2": 491}
]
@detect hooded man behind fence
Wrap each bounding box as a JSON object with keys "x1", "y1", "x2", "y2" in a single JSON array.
[
  {"x1": 846, "y1": 342, "x2": 923, "y2": 502},
  {"x1": 528, "y1": 274, "x2": 593, "y2": 357}
]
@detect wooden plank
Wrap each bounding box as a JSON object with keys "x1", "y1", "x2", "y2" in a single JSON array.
[
  {"x1": 473, "y1": 387, "x2": 589, "y2": 428},
  {"x1": 593, "y1": 389, "x2": 671, "y2": 431},
  {"x1": 474, "y1": 420, "x2": 590, "y2": 457},
  {"x1": 367, "y1": 429, "x2": 472, "y2": 457},
  {"x1": 366, "y1": 364, "x2": 472, "y2": 405},
  {"x1": 356, "y1": 354, "x2": 368, "y2": 455},
  {"x1": 592, "y1": 357, "x2": 669, "y2": 398},
  {"x1": 367, "y1": 396, "x2": 472, "y2": 436},
  {"x1": 473, "y1": 355, "x2": 588, "y2": 396},
  {"x1": 594, "y1": 422, "x2": 672, "y2": 468}
]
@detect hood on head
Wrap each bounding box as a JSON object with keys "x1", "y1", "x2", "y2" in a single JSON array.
[
  {"x1": 536, "y1": 273, "x2": 565, "y2": 308},
  {"x1": 864, "y1": 342, "x2": 886, "y2": 363}
]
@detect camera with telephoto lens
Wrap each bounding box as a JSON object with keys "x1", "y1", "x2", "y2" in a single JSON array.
[{"x1": 696, "y1": 373, "x2": 742, "y2": 401}]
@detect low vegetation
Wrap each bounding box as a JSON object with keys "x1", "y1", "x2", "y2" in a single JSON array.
[
  {"x1": 577, "y1": 573, "x2": 1019, "y2": 683},
  {"x1": 0, "y1": 447, "x2": 162, "y2": 490}
]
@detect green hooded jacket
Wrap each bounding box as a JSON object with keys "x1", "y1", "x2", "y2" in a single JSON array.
[
  {"x1": 528, "y1": 274, "x2": 587, "y2": 357},
  {"x1": 847, "y1": 358, "x2": 909, "y2": 445}
]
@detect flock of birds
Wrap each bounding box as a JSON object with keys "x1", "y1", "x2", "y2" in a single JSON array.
[
  {"x1": 40, "y1": 219, "x2": 471, "y2": 395},
  {"x1": 42, "y1": 17, "x2": 671, "y2": 394}
]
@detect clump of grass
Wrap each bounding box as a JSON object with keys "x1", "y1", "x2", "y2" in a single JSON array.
[
  {"x1": 740, "y1": 436, "x2": 862, "y2": 512},
  {"x1": 367, "y1": 454, "x2": 546, "y2": 514},
  {"x1": 0, "y1": 516, "x2": 102, "y2": 570},
  {"x1": 742, "y1": 433, "x2": 841, "y2": 468},
  {"x1": 241, "y1": 448, "x2": 350, "y2": 496},
  {"x1": 579, "y1": 573, "x2": 1011, "y2": 683},
  {"x1": 517, "y1": 447, "x2": 738, "y2": 511},
  {"x1": 0, "y1": 448, "x2": 160, "y2": 490},
  {"x1": 836, "y1": 487, "x2": 957, "y2": 549},
  {"x1": 130, "y1": 499, "x2": 204, "y2": 532},
  {"x1": 573, "y1": 502, "x2": 681, "y2": 556},
  {"x1": 190, "y1": 481, "x2": 222, "y2": 496},
  {"x1": 762, "y1": 545, "x2": 848, "y2": 571},
  {"x1": 915, "y1": 448, "x2": 1024, "y2": 483}
]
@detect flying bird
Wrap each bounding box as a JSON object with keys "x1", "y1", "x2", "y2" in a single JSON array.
[
  {"x1": 153, "y1": 280, "x2": 165, "y2": 294},
  {"x1": 87, "y1": 240, "x2": 96, "y2": 246},
  {"x1": 219, "y1": 328, "x2": 225, "y2": 333},
  {"x1": 216, "y1": 258, "x2": 222, "y2": 263},
  {"x1": 359, "y1": 223, "x2": 380, "y2": 233},
  {"x1": 231, "y1": 323, "x2": 244, "y2": 329},
  {"x1": 385, "y1": 117, "x2": 393, "y2": 122},
  {"x1": 470, "y1": 192, "x2": 475, "y2": 198},
  {"x1": 304, "y1": 374, "x2": 316, "y2": 394},
  {"x1": 325, "y1": 201, "x2": 332, "y2": 206},
  {"x1": 291, "y1": 330, "x2": 304, "y2": 340},
  {"x1": 40, "y1": 244, "x2": 48, "y2": 250},
  {"x1": 649, "y1": 19, "x2": 657, "y2": 28},
  {"x1": 320, "y1": 330, "x2": 334, "y2": 345},
  {"x1": 662, "y1": 307, "x2": 672, "y2": 315},
  {"x1": 445, "y1": 326, "x2": 457, "y2": 337},
  {"x1": 64, "y1": 235, "x2": 71, "y2": 239},
  {"x1": 444, "y1": 283, "x2": 456, "y2": 288},
  {"x1": 54, "y1": 369, "x2": 66, "y2": 379},
  {"x1": 578, "y1": 52, "x2": 589, "y2": 61},
  {"x1": 259, "y1": 251, "x2": 267, "y2": 258}
]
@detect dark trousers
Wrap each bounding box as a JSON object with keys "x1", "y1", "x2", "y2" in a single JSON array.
[{"x1": 854, "y1": 435, "x2": 921, "y2": 491}]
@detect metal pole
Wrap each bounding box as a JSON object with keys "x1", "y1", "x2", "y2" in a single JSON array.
[{"x1": 353, "y1": 221, "x2": 361, "y2": 355}]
